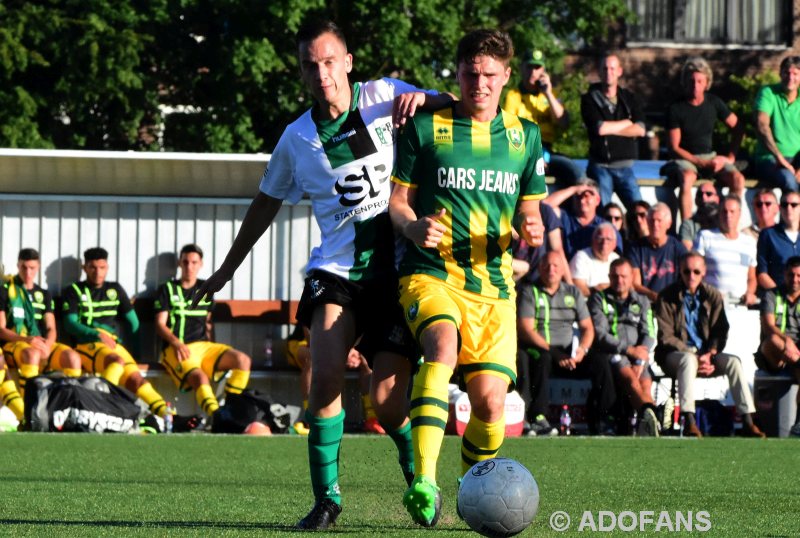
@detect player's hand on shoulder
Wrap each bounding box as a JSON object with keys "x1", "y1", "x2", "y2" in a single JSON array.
[
  {"x1": 404, "y1": 208, "x2": 446, "y2": 248},
  {"x1": 392, "y1": 92, "x2": 426, "y2": 128}
]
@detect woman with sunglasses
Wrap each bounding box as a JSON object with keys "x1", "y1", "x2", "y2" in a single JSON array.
[
  {"x1": 602, "y1": 202, "x2": 627, "y2": 236},
  {"x1": 624, "y1": 200, "x2": 650, "y2": 252}
]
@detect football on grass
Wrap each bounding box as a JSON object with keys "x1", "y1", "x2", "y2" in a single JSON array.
[{"x1": 457, "y1": 458, "x2": 539, "y2": 537}]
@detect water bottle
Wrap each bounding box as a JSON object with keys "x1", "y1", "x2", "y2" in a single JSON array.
[
  {"x1": 630, "y1": 410, "x2": 638, "y2": 436},
  {"x1": 559, "y1": 404, "x2": 572, "y2": 436},
  {"x1": 164, "y1": 402, "x2": 174, "y2": 434},
  {"x1": 679, "y1": 414, "x2": 685, "y2": 438},
  {"x1": 263, "y1": 337, "x2": 274, "y2": 369}
]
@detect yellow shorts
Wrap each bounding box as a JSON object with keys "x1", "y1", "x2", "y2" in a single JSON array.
[
  {"x1": 3, "y1": 341, "x2": 74, "y2": 372},
  {"x1": 76, "y1": 341, "x2": 137, "y2": 374},
  {"x1": 160, "y1": 341, "x2": 231, "y2": 392},
  {"x1": 399, "y1": 274, "x2": 517, "y2": 387},
  {"x1": 285, "y1": 337, "x2": 309, "y2": 370}
]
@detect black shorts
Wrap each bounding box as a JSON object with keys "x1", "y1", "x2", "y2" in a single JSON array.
[{"x1": 296, "y1": 269, "x2": 419, "y2": 365}]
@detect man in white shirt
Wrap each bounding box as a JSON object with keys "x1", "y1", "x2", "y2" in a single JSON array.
[
  {"x1": 570, "y1": 222, "x2": 620, "y2": 297},
  {"x1": 695, "y1": 194, "x2": 757, "y2": 305}
]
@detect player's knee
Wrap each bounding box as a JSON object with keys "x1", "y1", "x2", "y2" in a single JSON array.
[
  {"x1": 62, "y1": 349, "x2": 81, "y2": 370},
  {"x1": 186, "y1": 368, "x2": 209, "y2": 390},
  {"x1": 21, "y1": 348, "x2": 42, "y2": 365}
]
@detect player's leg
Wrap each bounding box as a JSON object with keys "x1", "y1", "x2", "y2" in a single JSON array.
[
  {"x1": 0, "y1": 355, "x2": 23, "y2": 421},
  {"x1": 370, "y1": 351, "x2": 414, "y2": 482},
  {"x1": 14, "y1": 344, "x2": 43, "y2": 398},
  {"x1": 48, "y1": 344, "x2": 82, "y2": 378},
  {"x1": 296, "y1": 300, "x2": 357, "y2": 530},
  {"x1": 460, "y1": 298, "x2": 516, "y2": 475},
  {"x1": 104, "y1": 347, "x2": 168, "y2": 418},
  {"x1": 215, "y1": 347, "x2": 251, "y2": 397},
  {"x1": 356, "y1": 356, "x2": 383, "y2": 434}
]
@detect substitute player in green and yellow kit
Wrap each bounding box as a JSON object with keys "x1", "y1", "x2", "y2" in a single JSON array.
[
  {"x1": 389, "y1": 29, "x2": 546, "y2": 527},
  {"x1": 62, "y1": 247, "x2": 170, "y2": 418},
  {"x1": 154, "y1": 244, "x2": 251, "y2": 418}
]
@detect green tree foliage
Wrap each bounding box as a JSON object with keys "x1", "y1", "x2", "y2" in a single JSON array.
[{"x1": 0, "y1": 0, "x2": 629, "y2": 152}]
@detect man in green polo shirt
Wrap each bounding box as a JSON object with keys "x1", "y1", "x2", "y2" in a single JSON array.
[{"x1": 755, "y1": 55, "x2": 800, "y2": 192}]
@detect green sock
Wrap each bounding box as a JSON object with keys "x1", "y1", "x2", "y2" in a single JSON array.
[
  {"x1": 307, "y1": 410, "x2": 345, "y2": 506},
  {"x1": 385, "y1": 419, "x2": 415, "y2": 477}
]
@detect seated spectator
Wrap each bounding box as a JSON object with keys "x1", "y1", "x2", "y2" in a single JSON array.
[
  {"x1": 754, "y1": 56, "x2": 800, "y2": 193},
  {"x1": 695, "y1": 195, "x2": 757, "y2": 306},
  {"x1": 517, "y1": 252, "x2": 614, "y2": 435},
  {"x1": 0, "y1": 248, "x2": 82, "y2": 402},
  {"x1": 757, "y1": 191, "x2": 800, "y2": 290},
  {"x1": 512, "y1": 201, "x2": 572, "y2": 286},
  {"x1": 661, "y1": 57, "x2": 745, "y2": 222},
  {"x1": 602, "y1": 202, "x2": 627, "y2": 239},
  {"x1": 629, "y1": 203, "x2": 688, "y2": 302},
  {"x1": 654, "y1": 252, "x2": 765, "y2": 438},
  {"x1": 756, "y1": 257, "x2": 800, "y2": 436},
  {"x1": 679, "y1": 183, "x2": 720, "y2": 249},
  {"x1": 503, "y1": 49, "x2": 583, "y2": 187},
  {"x1": 544, "y1": 178, "x2": 622, "y2": 261},
  {"x1": 588, "y1": 258, "x2": 659, "y2": 436},
  {"x1": 155, "y1": 244, "x2": 252, "y2": 424},
  {"x1": 570, "y1": 223, "x2": 620, "y2": 297},
  {"x1": 62, "y1": 247, "x2": 171, "y2": 419},
  {"x1": 581, "y1": 53, "x2": 644, "y2": 209},
  {"x1": 742, "y1": 188, "x2": 779, "y2": 240},
  {"x1": 624, "y1": 200, "x2": 651, "y2": 252}
]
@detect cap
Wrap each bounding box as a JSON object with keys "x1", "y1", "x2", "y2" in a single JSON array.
[{"x1": 524, "y1": 49, "x2": 546, "y2": 67}]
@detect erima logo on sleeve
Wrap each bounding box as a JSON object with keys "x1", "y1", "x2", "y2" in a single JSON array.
[{"x1": 535, "y1": 158, "x2": 546, "y2": 176}]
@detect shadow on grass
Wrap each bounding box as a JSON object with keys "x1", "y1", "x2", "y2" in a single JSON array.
[{"x1": 0, "y1": 519, "x2": 464, "y2": 533}]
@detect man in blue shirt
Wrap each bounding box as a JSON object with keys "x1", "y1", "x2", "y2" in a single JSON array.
[
  {"x1": 757, "y1": 191, "x2": 800, "y2": 290},
  {"x1": 629, "y1": 203, "x2": 687, "y2": 302}
]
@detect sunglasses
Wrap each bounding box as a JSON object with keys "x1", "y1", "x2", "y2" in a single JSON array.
[
  {"x1": 606, "y1": 215, "x2": 623, "y2": 222},
  {"x1": 755, "y1": 201, "x2": 774, "y2": 208},
  {"x1": 682, "y1": 268, "x2": 703, "y2": 276},
  {"x1": 635, "y1": 212, "x2": 648, "y2": 218},
  {"x1": 781, "y1": 202, "x2": 800, "y2": 208},
  {"x1": 699, "y1": 191, "x2": 717, "y2": 197}
]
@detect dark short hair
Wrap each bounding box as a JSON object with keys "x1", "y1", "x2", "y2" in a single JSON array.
[
  {"x1": 180, "y1": 243, "x2": 204, "y2": 259},
  {"x1": 456, "y1": 29, "x2": 514, "y2": 67},
  {"x1": 721, "y1": 194, "x2": 741, "y2": 208},
  {"x1": 83, "y1": 247, "x2": 108, "y2": 262},
  {"x1": 680, "y1": 250, "x2": 706, "y2": 267},
  {"x1": 786, "y1": 256, "x2": 800, "y2": 271},
  {"x1": 18, "y1": 248, "x2": 40, "y2": 261},
  {"x1": 780, "y1": 56, "x2": 800, "y2": 75},
  {"x1": 296, "y1": 19, "x2": 347, "y2": 50},
  {"x1": 609, "y1": 257, "x2": 632, "y2": 272},
  {"x1": 754, "y1": 188, "x2": 778, "y2": 202}
]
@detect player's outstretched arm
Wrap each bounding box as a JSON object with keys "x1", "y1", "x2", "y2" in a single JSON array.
[{"x1": 193, "y1": 192, "x2": 283, "y2": 306}]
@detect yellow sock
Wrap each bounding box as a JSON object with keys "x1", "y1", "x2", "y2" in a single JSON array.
[
  {"x1": 224, "y1": 369, "x2": 250, "y2": 395},
  {"x1": 63, "y1": 368, "x2": 82, "y2": 378},
  {"x1": 195, "y1": 384, "x2": 219, "y2": 415},
  {"x1": 103, "y1": 362, "x2": 125, "y2": 385},
  {"x1": 1, "y1": 379, "x2": 24, "y2": 421},
  {"x1": 303, "y1": 399, "x2": 309, "y2": 411},
  {"x1": 0, "y1": 368, "x2": 5, "y2": 384},
  {"x1": 409, "y1": 361, "x2": 453, "y2": 483},
  {"x1": 136, "y1": 382, "x2": 167, "y2": 417},
  {"x1": 18, "y1": 363, "x2": 39, "y2": 397},
  {"x1": 461, "y1": 413, "x2": 505, "y2": 475},
  {"x1": 362, "y1": 393, "x2": 377, "y2": 420}
]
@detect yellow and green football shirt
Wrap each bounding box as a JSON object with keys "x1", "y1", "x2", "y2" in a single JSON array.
[{"x1": 392, "y1": 104, "x2": 547, "y2": 299}]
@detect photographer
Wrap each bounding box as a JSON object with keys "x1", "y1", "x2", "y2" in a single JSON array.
[{"x1": 504, "y1": 49, "x2": 583, "y2": 187}]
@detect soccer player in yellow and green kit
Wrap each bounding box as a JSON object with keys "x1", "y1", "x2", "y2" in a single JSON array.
[{"x1": 389, "y1": 29, "x2": 546, "y2": 527}]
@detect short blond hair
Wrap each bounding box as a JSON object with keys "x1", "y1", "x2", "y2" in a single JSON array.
[{"x1": 681, "y1": 57, "x2": 713, "y2": 90}]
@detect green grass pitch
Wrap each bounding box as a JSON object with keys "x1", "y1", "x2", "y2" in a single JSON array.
[{"x1": 0, "y1": 433, "x2": 797, "y2": 536}]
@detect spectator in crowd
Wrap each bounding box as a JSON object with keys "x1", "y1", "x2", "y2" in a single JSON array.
[
  {"x1": 754, "y1": 56, "x2": 800, "y2": 192},
  {"x1": 695, "y1": 195, "x2": 757, "y2": 306},
  {"x1": 581, "y1": 52, "x2": 645, "y2": 209},
  {"x1": 629, "y1": 203, "x2": 688, "y2": 302},
  {"x1": 154, "y1": 244, "x2": 252, "y2": 424},
  {"x1": 503, "y1": 49, "x2": 583, "y2": 187},
  {"x1": 662, "y1": 57, "x2": 745, "y2": 222},
  {"x1": 757, "y1": 191, "x2": 800, "y2": 290},
  {"x1": 545, "y1": 178, "x2": 622, "y2": 260},
  {"x1": 512, "y1": 201, "x2": 573, "y2": 286},
  {"x1": 0, "y1": 248, "x2": 82, "y2": 400},
  {"x1": 625, "y1": 200, "x2": 651, "y2": 251},
  {"x1": 588, "y1": 258, "x2": 659, "y2": 436},
  {"x1": 570, "y1": 222, "x2": 620, "y2": 297},
  {"x1": 602, "y1": 202, "x2": 627, "y2": 237},
  {"x1": 756, "y1": 257, "x2": 800, "y2": 436},
  {"x1": 62, "y1": 247, "x2": 170, "y2": 419},
  {"x1": 518, "y1": 252, "x2": 615, "y2": 435},
  {"x1": 742, "y1": 188, "x2": 779, "y2": 240},
  {"x1": 679, "y1": 182, "x2": 720, "y2": 249},
  {"x1": 654, "y1": 252, "x2": 765, "y2": 438}
]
